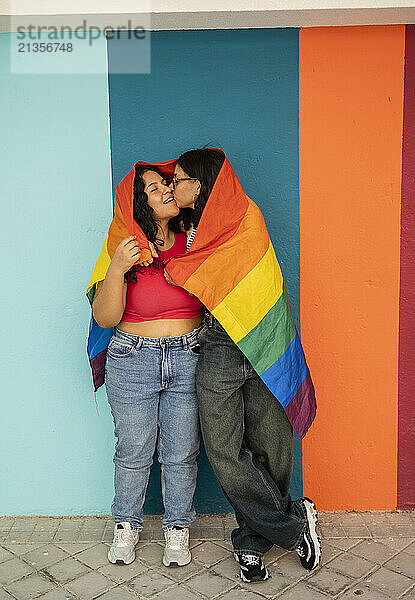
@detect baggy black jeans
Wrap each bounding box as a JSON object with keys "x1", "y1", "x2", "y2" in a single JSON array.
[{"x1": 196, "y1": 314, "x2": 307, "y2": 555}]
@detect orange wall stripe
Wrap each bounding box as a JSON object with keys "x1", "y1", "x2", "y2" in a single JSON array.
[{"x1": 300, "y1": 25, "x2": 405, "y2": 510}]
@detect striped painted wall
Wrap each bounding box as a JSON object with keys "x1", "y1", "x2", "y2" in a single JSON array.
[
  {"x1": 300, "y1": 25, "x2": 414, "y2": 511},
  {"x1": 0, "y1": 24, "x2": 412, "y2": 516},
  {"x1": 108, "y1": 25, "x2": 414, "y2": 512}
]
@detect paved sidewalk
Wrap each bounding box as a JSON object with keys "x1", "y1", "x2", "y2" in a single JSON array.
[{"x1": 0, "y1": 512, "x2": 414, "y2": 600}]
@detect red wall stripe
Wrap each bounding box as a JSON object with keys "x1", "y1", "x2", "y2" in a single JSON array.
[{"x1": 398, "y1": 24, "x2": 415, "y2": 510}]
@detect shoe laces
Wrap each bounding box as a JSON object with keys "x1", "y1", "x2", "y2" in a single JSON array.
[
  {"x1": 166, "y1": 527, "x2": 188, "y2": 549},
  {"x1": 296, "y1": 544, "x2": 306, "y2": 558},
  {"x1": 114, "y1": 526, "x2": 138, "y2": 546}
]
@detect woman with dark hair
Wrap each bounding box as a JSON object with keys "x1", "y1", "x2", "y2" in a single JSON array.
[
  {"x1": 92, "y1": 165, "x2": 203, "y2": 568},
  {"x1": 165, "y1": 148, "x2": 321, "y2": 584}
]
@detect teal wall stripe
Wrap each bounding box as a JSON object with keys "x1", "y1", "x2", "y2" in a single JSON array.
[{"x1": 107, "y1": 28, "x2": 303, "y2": 512}]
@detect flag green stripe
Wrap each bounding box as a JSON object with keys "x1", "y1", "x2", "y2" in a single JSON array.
[{"x1": 237, "y1": 284, "x2": 297, "y2": 376}]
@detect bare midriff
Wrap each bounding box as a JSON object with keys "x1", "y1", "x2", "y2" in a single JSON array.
[{"x1": 116, "y1": 316, "x2": 202, "y2": 338}]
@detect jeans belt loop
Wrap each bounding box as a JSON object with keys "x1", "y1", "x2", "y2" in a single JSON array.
[
  {"x1": 182, "y1": 334, "x2": 189, "y2": 350},
  {"x1": 135, "y1": 337, "x2": 143, "y2": 350}
]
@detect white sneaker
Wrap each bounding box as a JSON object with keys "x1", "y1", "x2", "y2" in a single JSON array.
[
  {"x1": 108, "y1": 522, "x2": 140, "y2": 565},
  {"x1": 163, "y1": 527, "x2": 191, "y2": 567}
]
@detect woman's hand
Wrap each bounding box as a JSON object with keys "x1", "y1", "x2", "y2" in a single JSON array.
[
  {"x1": 111, "y1": 236, "x2": 142, "y2": 274},
  {"x1": 164, "y1": 269, "x2": 178, "y2": 286},
  {"x1": 111, "y1": 237, "x2": 159, "y2": 272},
  {"x1": 139, "y1": 242, "x2": 158, "y2": 267}
]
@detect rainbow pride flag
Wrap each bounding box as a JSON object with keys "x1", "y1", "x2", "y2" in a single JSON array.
[
  {"x1": 164, "y1": 152, "x2": 316, "y2": 438},
  {"x1": 86, "y1": 158, "x2": 176, "y2": 390},
  {"x1": 86, "y1": 151, "x2": 316, "y2": 438}
]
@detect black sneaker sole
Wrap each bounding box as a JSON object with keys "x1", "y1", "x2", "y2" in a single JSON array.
[{"x1": 301, "y1": 497, "x2": 321, "y2": 570}]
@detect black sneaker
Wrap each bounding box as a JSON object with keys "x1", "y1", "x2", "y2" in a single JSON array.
[
  {"x1": 296, "y1": 497, "x2": 321, "y2": 570},
  {"x1": 234, "y1": 552, "x2": 270, "y2": 583}
]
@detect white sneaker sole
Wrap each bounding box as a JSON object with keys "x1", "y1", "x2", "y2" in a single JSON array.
[
  {"x1": 303, "y1": 498, "x2": 321, "y2": 569},
  {"x1": 108, "y1": 548, "x2": 136, "y2": 565},
  {"x1": 162, "y1": 551, "x2": 191, "y2": 567}
]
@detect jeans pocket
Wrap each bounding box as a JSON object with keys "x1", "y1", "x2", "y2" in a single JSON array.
[
  {"x1": 187, "y1": 340, "x2": 201, "y2": 357},
  {"x1": 107, "y1": 336, "x2": 136, "y2": 359}
]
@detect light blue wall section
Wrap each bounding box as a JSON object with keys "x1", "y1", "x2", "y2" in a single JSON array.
[
  {"x1": 0, "y1": 28, "x2": 303, "y2": 516},
  {"x1": 0, "y1": 33, "x2": 117, "y2": 515},
  {"x1": 107, "y1": 28, "x2": 303, "y2": 514}
]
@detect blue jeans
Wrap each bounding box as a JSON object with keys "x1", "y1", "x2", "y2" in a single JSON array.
[
  {"x1": 196, "y1": 314, "x2": 306, "y2": 554},
  {"x1": 104, "y1": 325, "x2": 201, "y2": 531}
]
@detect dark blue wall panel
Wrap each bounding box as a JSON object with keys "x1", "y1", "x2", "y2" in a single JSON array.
[{"x1": 107, "y1": 28, "x2": 302, "y2": 514}]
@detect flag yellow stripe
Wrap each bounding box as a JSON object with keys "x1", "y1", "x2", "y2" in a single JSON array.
[
  {"x1": 212, "y1": 242, "x2": 283, "y2": 343},
  {"x1": 86, "y1": 234, "x2": 111, "y2": 295}
]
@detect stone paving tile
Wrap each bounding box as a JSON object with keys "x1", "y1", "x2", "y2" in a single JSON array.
[
  {"x1": 21, "y1": 544, "x2": 69, "y2": 569},
  {"x1": 81, "y1": 518, "x2": 107, "y2": 530},
  {"x1": 339, "y1": 582, "x2": 391, "y2": 599},
  {"x1": 349, "y1": 539, "x2": 398, "y2": 564},
  {"x1": 36, "y1": 589, "x2": 78, "y2": 600},
  {"x1": 342, "y1": 525, "x2": 372, "y2": 538},
  {"x1": 53, "y1": 542, "x2": 97, "y2": 555},
  {"x1": 191, "y1": 541, "x2": 230, "y2": 567},
  {"x1": 42, "y1": 556, "x2": 91, "y2": 583},
  {"x1": 126, "y1": 569, "x2": 176, "y2": 597},
  {"x1": 97, "y1": 586, "x2": 144, "y2": 600},
  {"x1": 319, "y1": 541, "x2": 343, "y2": 566},
  {"x1": 379, "y1": 537, "x2": 415, "y2": 552},
  {"x1": 364, "y1": 565, "x2": 415, "y2": 598},
  {"x1": 56, "y1": 519, "x2": 85, "y2": 532},
  {"x1": 26, "y1": 531, "x2": 57, "y2": 543},
  {"x1": 185, "y1": 569, "x2": 235, "y2": 598},
  {"x1": 404, "y1": 541, "x2": 415, "y2": 556},
  {"x1": 383, "y1": 551, "x2": 415, "y2": 578},
  {"x1": 4, "y1": 572, "x2": 57, "y2": 599},
  {"x1": 0, "y1": 589, "x2": 16, "y2": 600},
  {"x1": 367, "y1": 524, "x2": 403, "y2": 538},
  {"x1": 210, "y1": 556, "x2": 240, "y2": 582},
  {"x1": 238, "y1": 563, "x2": 294, "y2": 596},
  {"x1": 306, "y1": 565, "x2": 354, "y2": 596},
  {"x1": 6, "y1": 532, "x2": 35, "y2": 543},
  {"x1": 402, "y1": 584, "x2": 415, "y2": 598},
  {"x1": 0, "y1": 557, "x2": 34, "y2": 585},
  {"x1": 0, "y1": 548, "x2": 14, "y2": 564},
  {"x1": 78, "y1": 530, "x2": 106, "y2": 542},
  {"x1": 277, "y1": 582, "x2": 333, "y2": 599},
  {"x1": 154, "y1": 585, "x2": 202, "y2": 600},
  {"x1": 136, "y1": 543, "x2": 164, "y2": 566},
  {"x1": 1, "y1": 543, "x2": 45, "y2": 556},
  {"x1": 9, "y1": 520, "x2": 37, "y2": 532},
  {"x1": 189, "y1": 527, "x2": 224, "y2": 540},
  {"x1": 327, "y1": 552, "x2": 377, "y2": 578},
  {"x1": 97, "y1": 559, "x2": 148, "y2": 584},
  {"x1": 64, "y1": 570, "x2": 115, "y2": 599},
  {"x1": 272, "y1": 551, "x2": 312, "y2": 580},
  {"x1": 264, "y1": 545, "x2": 288, "y2": 564},
  {"x1": 75, "y1": 543, "x2": 109, "y2": 569},
  {"x1": 319, "y1": 524, "x2": 347, "y2": 538},
  {"x1": 52, "y1": 531, "x2": 82, "y2": 543},
  {"x1": 217, "y1": 586, "x2": 269, "y2": 599},
  {"x1": 0, "y1": 520, "x2": 15, "y2": 529},
  {"x1": 154, "y1": 559, "x2": 204, "y2": 582},
  {"x1": 328, "y1": 538, "x2": 364, "y2": 552}
]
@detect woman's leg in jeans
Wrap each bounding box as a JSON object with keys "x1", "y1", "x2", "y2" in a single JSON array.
[
  {"x1": 231, "y1": 368, "x2": 303, "y2": 553},
  {"x1": 105, "y1": 341, "x2": 160, "y2": 531},
  {"x1": 197, "y1": 322, "x2": 305, "y2": 553},
  {"x1": 158, "y1": 341, "x2": 200, "y2": 530}
]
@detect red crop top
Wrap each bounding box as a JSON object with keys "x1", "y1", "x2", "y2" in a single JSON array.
[{"x1": 121, "y1": 232, "x2": 203, "y2": 323}]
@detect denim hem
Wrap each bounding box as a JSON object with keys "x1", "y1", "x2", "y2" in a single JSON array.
[
  {"x1": 285, "y1": 519, "x2": 307, "y2": 552},
  {"x1": 113, "y1": 519, "x2": 143, "y2": 532},
  {"x1": 233, "y1": 549, "x2": 264, "y2": 558},
  {"x1": 162, "y1": 521, "x2": 194, "y2": 531}
]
